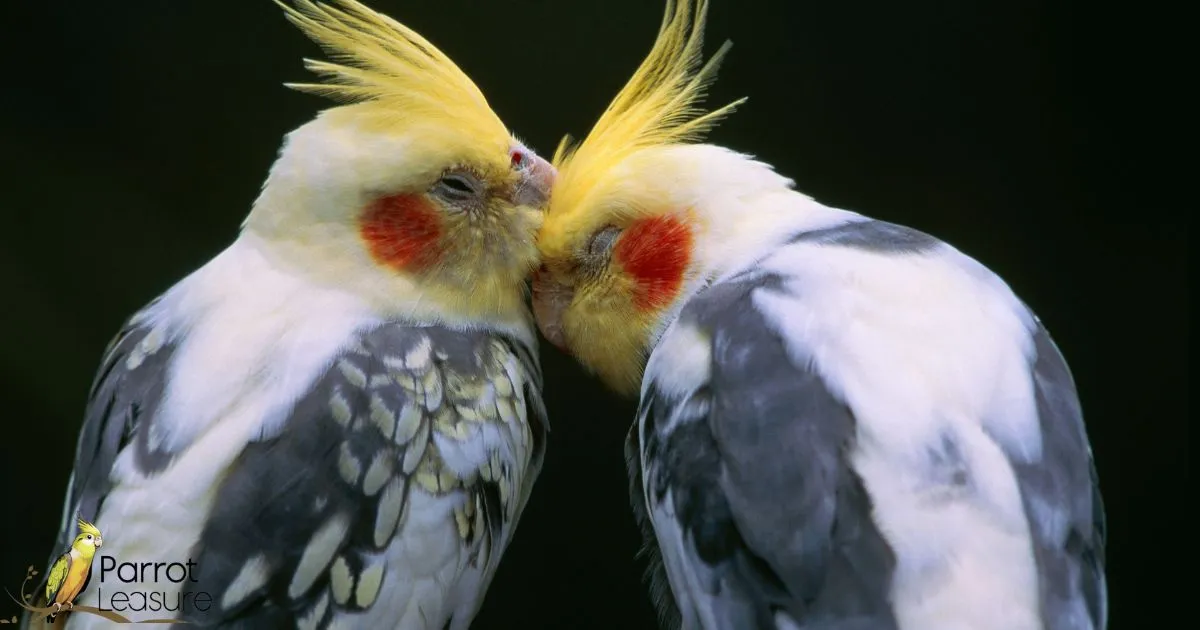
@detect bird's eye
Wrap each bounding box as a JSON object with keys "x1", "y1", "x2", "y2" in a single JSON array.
[
  {"x1": 87, "y1": 535, "x2": 93, "y2": 540},
  {"x1": 510, "y1": 150, "x2": 527, "y2": 170},
  {"x1": 430, "y1": 172, "x2": 482, "y2": 205},
  {"x1": 587, "y1": 225, "x2": 622, "y2": 259},
  {"x1": 438, "y1": 175, "x2": 476, "y2": 195}
]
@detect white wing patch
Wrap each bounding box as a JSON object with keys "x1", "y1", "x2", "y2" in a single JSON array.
[
  {"x1": 290, "y1": 514, "x2": 353, "y2": 599},
  {"x1": 153, "y1": 237, "x2": 379, "y2": 454},
  {"x1": 644, "y1": 321, "x2": 713, "y2": 402},
  {"x1": 221, "y1": 554, "x2": 271, "y2": 610},
  {"x1": 70, "y1": 237, "x2": 379, "y2": 624},
  {"x1": 61, "y1": 239, "x2": 545, "y2": 630},
  {"x1": 754, "y1": 239, "x2": 1044, "y2": 630}
]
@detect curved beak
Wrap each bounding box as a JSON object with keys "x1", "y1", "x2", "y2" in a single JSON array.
[
  {"x1": 95, "y1": 537, "x2": 103, "y2": 548},
  {"x1": 531, "y1": 265, "x2": 574, "y2": 351},
  {"x1": 512, "y1": 152, "x2": 558, "y2": 209}
]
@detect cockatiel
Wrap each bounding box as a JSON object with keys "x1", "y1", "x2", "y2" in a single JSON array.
[
  {"x1": 27, "y1": 1, "x2": 553, "y2": 628},
  {"x1": 533, "y1": 1, "x2": 1107, "y2": 629},
  {"x1": 43, "y1": 520, "x2": 104, "y2": 619}
]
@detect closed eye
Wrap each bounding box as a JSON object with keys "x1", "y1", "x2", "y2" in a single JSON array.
[
  {"x1": 587, "y1": 225, "x2": 622, "y2": 259},
  {"x1": 430, "y1": 171, "x2": 483, "y2": 206}
]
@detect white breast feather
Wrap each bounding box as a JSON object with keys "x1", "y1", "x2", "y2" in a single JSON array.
[{"x1": 69, "y1": 236, "x2": 378, "y2": 628}]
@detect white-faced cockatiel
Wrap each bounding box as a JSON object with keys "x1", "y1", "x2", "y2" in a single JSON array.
[
  {"x1": 532, "y1": 1, "x2": 1107, "y2": 629},
  {"x1": 26, "y1": 1, "x2": 553, "y2": 628}
]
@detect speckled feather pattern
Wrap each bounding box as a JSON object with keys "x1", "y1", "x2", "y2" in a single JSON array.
[{"x1": 34, "y1": 310, "x2": 545, "y2": 630}]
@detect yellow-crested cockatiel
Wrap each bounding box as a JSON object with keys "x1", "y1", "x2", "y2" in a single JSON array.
[
  {"x1": 533, "y1": 1, "x2": 1107, "y2": 629},
  {"x1": 43, "y1": 520, "x2": 103, "y2": 619},
  {"x1": 27, "y1": 1, "x2": 552, "y2": 628}
]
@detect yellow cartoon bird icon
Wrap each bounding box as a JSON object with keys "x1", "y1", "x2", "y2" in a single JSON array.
[{"x1": 44, "y1": 519, "x2": 102, "y2": 618}]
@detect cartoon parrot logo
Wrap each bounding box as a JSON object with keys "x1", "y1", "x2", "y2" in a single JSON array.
[{"x1": 44, "y1": 518, "x2": 103, "y2": 618}]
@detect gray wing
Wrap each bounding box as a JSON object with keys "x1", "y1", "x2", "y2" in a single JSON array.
[
  {"x1": 631, "y1": 275, "x2": 898, "y2": 630},
  {"x1": 625, "y1": 424, "x2": 683, "y2": 630},
  {"x1": 29, "y1": 300, "x2": 180, "y2": 612},
  {"x1": 1002, "y1": 321, "x2": 1107, "y2": 629},
  {"x1": 791, "y1": 218, "x2": 1107, "y2": 628},
  {"x1": 179, "y1": 323, "x2": 546, "y2": 628}
]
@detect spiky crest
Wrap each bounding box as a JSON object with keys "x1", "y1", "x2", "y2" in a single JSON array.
[
  {"x1": 548, "y1": 0, "x2": 745, "y2": 221},
  {"x1": 276, "y1": 0, "x2": 509, "y2": 144},
  {"x1": 76, "y1": 518, "x2": 101, "y2": 539}
]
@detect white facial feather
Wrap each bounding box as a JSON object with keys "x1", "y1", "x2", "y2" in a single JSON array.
[
  {"x1": 630, "y1": 145, "x2": 869, "y2": 310},
  {"x1": 238, "y1": 118, "x2": 541, "y2": 336}
]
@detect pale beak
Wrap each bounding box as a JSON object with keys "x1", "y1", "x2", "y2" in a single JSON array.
[
  {"x1": 512, "y1": 152, "x2": 558, "y2": 208},
  {"x1": 527, "y1": 153, "x2": 557, "y2": 197},
  {"x1": 95, "y1": 538, "x2": 103, "y2": 548},
  {"x1": 531, "y1": 265, "x2": 574, "y2": 351}
]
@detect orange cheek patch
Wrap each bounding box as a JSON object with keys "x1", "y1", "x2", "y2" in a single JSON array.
[
  {"x1": 615, "y1": 213, "x2": 693, "y2": 311},
  {"x1": 360, "y1": 193, "x2": 443, "y2": 271}
]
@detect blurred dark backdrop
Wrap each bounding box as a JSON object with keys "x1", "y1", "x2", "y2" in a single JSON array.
[{"x1": 0, "y1": 1, "x2": 1182, "y2": 628}]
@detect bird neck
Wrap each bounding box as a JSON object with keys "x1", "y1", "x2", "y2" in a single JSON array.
[{"x1": 697, "y1": 191, "x2": 861, "y2": 281}]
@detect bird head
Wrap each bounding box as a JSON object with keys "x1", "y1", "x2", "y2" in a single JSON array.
[
  {"x1": 73, "y1": 518, "x2": 103, "y2": 553},
  {"x1": 246, "y1": 0, "x2": 555, "y2": 325},
  {"x1": 533, "y1": 0, "x2": 755, "y2": 396}
]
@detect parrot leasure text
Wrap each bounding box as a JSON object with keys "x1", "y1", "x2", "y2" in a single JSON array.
[
  {"x1": 94, "y1": 589, "x2": 212, "y2": 615},
  {"x1": 98, "y1": 557, "x2": 199, "y2": 583},
  {"x1": 94, "y1": 556, "x2": 213, "y2": 615}
]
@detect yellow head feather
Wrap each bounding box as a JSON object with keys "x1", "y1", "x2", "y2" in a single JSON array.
[
  {"x1": 547, "y1": 0, "x2": 745, "y2": 223},
  {"x1": 532, "y1": 0, "x2": 746, "y2": 395},
  {"x1": 276, "y1": 0, "x2": 509, "y2": 147},
  {"x1": 76, "y1": 518, "x2": 101, "y2": 539}
]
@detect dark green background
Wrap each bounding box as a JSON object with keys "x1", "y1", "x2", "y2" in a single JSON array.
[{"x1": 0, "y1": 1, "x2": 1182, "y2": 628}]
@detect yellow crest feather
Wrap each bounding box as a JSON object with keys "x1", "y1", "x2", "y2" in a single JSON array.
[
  {"x1": 550, "y1": 0, "x2": 745, "y2": 205},
  {"x1": 276, "y1": 0, "x2": 508, "y2": 143},
  {"x1": 76, "y1": 518, "x2": 101, "y2": 538}
]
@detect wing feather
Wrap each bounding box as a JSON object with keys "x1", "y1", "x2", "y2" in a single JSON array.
[
  {"x1": 32, "y1": 308, "x2": 544, "y2": 630},
  {"x1": 632, "y1": 258, "x2": 1106, "y2": 630},
  {"x1": 44, "y1": 553, "x2": 71, "y2": 602},
  {"x1": 1002, "y1": 322, "x2": 1107, "y2": 629},
  {"x1": 633, "y1": 275, "x2": 898, "y2": 629},
  {"x1": 181, "y1": 322, "x2": 545, "y2": 628},
  {"x1": 30, "y1": 301, "x2": 177, "y2": 618}
]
